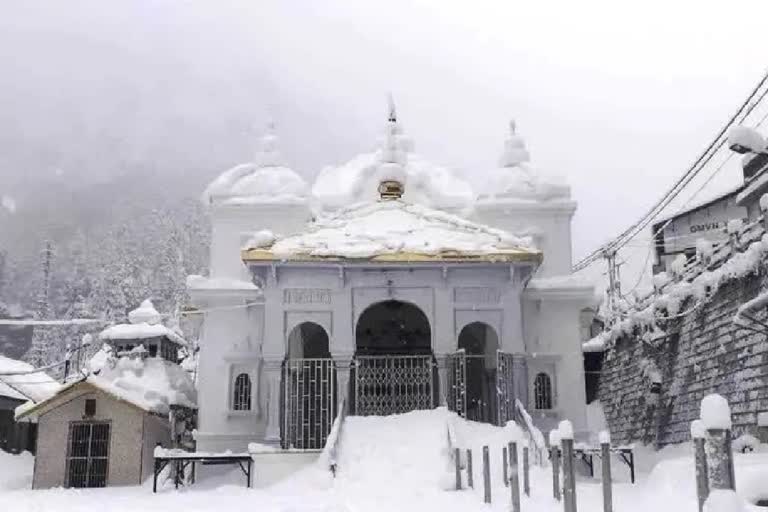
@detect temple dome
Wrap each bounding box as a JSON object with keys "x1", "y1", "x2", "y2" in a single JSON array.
[
  {"x1": 476, "y1": 121, "x2": 570, "y2": 203},
  {"x1": 202, "y1": 123, "x2": 309, "y2": 206},
  {"x1": 312, "y1": 111, "x2": 473, "y2": 211}
]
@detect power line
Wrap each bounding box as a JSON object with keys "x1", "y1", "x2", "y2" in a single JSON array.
[{"x1": 573, "y1": 68, "x2": 768, "y2": 272}]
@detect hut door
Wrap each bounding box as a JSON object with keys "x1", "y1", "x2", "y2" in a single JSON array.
[
  {"x1": 66, "y1": 422, "x2": 111, "y2": 488},
  {"x1": 446, "y1": 349, "x2": 467, "y2": 418},
  {"x1": 496, "y1": 351, "x2": 515, "y2": 426}
]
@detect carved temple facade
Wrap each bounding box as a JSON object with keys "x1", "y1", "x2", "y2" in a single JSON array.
[{"x1": 189, "y1": 112, "x2": 595, "y2": 453}]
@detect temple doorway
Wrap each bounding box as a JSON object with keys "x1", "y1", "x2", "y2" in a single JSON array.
[
  {"x1": 448, "y1": 322, "x2": 501, "y2": 424},
  {"x1": 352, "y1": 300, "x2": 437, "y2": 415},
  {"x1": 281, "y1": 322, "x2": 336, "y2": 449}
]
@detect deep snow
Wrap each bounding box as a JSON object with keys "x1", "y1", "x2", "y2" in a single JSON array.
[{"x1": 2, "y1": 409, "x2": 767, "y2": 511}]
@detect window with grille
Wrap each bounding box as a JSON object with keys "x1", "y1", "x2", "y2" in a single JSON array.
[
  {"x1": 66, "y1": 421, "x2": 110, "y2": 488},
  {"x1": 233, "y1": 373, "x2": 252, "y2": 411},
  {"x1": 533, "y1": 372, "x2": 553, "y2": 410}
]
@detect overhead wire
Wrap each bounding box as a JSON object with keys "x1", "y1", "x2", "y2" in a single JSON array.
[
  {"x1": 616, "y1": 92, "x2": 768, "y2": 298},
  {"x1": 573, "y1": 68, "x2": 768, "y2": 272}
]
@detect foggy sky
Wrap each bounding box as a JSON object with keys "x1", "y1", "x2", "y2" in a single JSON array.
[{"x1": 2, "y1": 0, "x2": 768, "y2": 289}]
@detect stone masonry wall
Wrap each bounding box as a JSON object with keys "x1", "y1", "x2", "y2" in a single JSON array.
[{"x1": 597, "y1": 271, "x2": 768, "y2": 447}]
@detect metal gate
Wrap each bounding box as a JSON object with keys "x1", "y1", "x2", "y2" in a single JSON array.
[
  {"x1": 496, "y1": 350, "x2": 515, "y2": 425},
  {"x1": 446, "y1": 349, "x2": 467, "y2": 418},
  {"x1": 354, "y1": 355, "x2": 435, "y2": 416},
  {"x1": 281, "y1": 358, "x2": 337, "y2": 450},
  {"x1": 66, "y1": 421, "x2": 110, "y2": 488},
  {"x1": 446, "y1": 350, "x2": 515, "y2": 426}
]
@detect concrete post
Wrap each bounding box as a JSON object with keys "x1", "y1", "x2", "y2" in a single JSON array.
[
  {"x1": 691, "y1": 419, "x2": 709, "y2": 512},
  {"x1": 466, "y1": 449, "x2": 474, "y2": 488},
  {"x1": 455, "y1": 448, "x2": 462, "y2": 491},
  {"x1": 503, "y1": 446, "x2": 509, "y2": 486},
  {"x1": 335, "y1": 358, "x2": 352, "y2": 408},
  {"x1": 560, "y1": 421, "x2": 577, "y2": 512},
  {"x1": 599, "y1": 431, "x2": 612, "y2": 512},
  {"x1": 483, "y1": 446, "x2": 491, "y2": 504},
  {"x1": 523, "y1": 446, "x2": 530, "y2": 497},
  {"x1": 509, "y1": 442, "x2": 521, "y2": 512},
  {"x1": 549, "y1": 430, "x2": 562, "y2": 501},
  {"x1": 705, "y1": 429, "x2": 736, "y2": 491},
  {"x1": 700, "y1": 394, "x2": 736, "y2": 493},
  {"x1": 263, "y1": 358, "x2": 283, "y2": 444}
]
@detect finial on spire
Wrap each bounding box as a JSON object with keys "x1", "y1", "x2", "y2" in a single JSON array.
[
  {"x1": 255, "y1": 119, "x2": 283, "y2": 168},
  {"x1": 387, "y1": 93, "x2": 397, "y2": 123},
  {"x1": 499, "y1": 119, "x2": 530, "y2": 167},
  {"x1": 378, "y1": 96, "x2": 407, "y2": 200}
]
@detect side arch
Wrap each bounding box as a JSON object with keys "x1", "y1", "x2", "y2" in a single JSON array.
[
  {"x1": 456, "y1": 321, "x2": 500, "y2": 424},
  {"x1": 286, "y1": 321, "x2": 331, "y2": 359}
]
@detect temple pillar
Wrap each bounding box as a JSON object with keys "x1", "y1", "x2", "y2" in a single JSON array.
[
  {"x1": 436, "y1": 355, "x2": 448, "y2": 407},
  {"x1": 512, "y1": 353, "x2": 529, "y2": 412},
  {"x1": 263, "y1": 357, "x2": 283, "y2": 445}
]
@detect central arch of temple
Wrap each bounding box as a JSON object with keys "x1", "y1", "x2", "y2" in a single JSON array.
[{"x1": 352, "y1": 300, "x2": 437, "y2": 416}]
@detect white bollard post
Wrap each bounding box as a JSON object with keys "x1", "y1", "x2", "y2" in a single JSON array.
[
  {"x1": 509, "y1": 441, "x2": 521, "y2": 512},
  {"x1": 483, "y1": 446, "x2": 492, "y2": 504},
  {"x1": 549, "y1": 428, "x2": 562, "y2": 501},
  {"x1": 691, "y1": 419, "x2": 709, "y2": 512},
  {"x1": 700, "y1": 394, "x2": 736, "y2": 491},
  {"x1": 560, "y1": 421, "x2": 577, "y2": 512},
  {"x1": 599, "y1": 430, "x2": 612, "y2": 512},
  {"x1": 523, "y1": 446, "x2": 530, "y2": 497}
]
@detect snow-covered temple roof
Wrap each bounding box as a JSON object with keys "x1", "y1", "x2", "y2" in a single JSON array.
[
  {"x1": 243, "y1": 199, "x2": 538, "y2": 263},
  {"x1": 244, "y1": 111, "x2": 540, "y2": 264},
  {"x1": 0, "y1": 355, "x2": 61, "y2": 403},
  {"x1": 476, "y1": 121, "x2": 571, "y2": 203},
  {"x1": 17, "y1": 348, "x2": 197, "y2": 420},
  {"x1": 99, "y1": 299, "x2": 187, "y2": 346},
  {"x1": 202, "y1": 123, "x2": 309, "y2": 206}
]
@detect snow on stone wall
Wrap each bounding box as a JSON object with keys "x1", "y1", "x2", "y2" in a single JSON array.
[{"x1": 598, "y1": 269, "x2": 768, "y2": 447}]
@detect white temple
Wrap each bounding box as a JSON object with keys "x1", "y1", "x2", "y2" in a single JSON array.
[{"x1": 188, "y1": 107, "x2": 594, "y2": 458}]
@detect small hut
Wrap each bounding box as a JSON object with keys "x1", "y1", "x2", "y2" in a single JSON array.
[{"x1": 16, "y1": 300, "x2": 197, "y2": 489}]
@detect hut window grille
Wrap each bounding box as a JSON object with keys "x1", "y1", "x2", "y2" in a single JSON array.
[
  {"x1": 66, "y1": 421, "x2": 110, "y2": 488},
  {"x1": 533, "y1": 372, "x2": 553, "y2": 410},
  {"x1": 233, "y1": 373, "x2": 252, "y2": 411}
]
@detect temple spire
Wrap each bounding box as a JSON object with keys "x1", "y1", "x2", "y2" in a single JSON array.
[
  {"x1": 388, "y1": 93, "x2": 397, "y2": 123},
  {"x1": 499, "y1": 118, "x2": 530, "y2": 167},
  {"x1": 255, "y1": 119, "x2": 283, "y2": 168},
  {"x1": 378, "y1": 97, "x2": 407, "y2": 200}
]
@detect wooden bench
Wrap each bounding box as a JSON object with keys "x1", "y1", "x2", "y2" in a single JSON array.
[{"x1": 152, "y1": 449, "x2": 253, "y2": 492}]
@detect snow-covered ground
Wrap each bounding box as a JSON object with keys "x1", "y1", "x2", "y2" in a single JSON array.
[{"x1": 2, "y1": 409, "x2": 767, "y2": 511}]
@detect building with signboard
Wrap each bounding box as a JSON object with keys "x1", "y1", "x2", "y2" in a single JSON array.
[{"x1": 651, "y1": 188, "x2": 747, "y2": 274}]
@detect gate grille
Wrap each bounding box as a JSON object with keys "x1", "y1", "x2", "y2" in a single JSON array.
[
  {"x1": 354, "y1": 355, "x2": 435, "y2": 416},
  {"x1": 446, "y1": 350, "x2": 467, "y2": 418},
  {"x1": 281, "y1": 358, "x2": 336, "y2": 450},
  {"x1": 497, "y1": 351, "x2": 515, "y2": 425},
  {"x1": 66, "y1": 421, "x2": 110, "y2": 488}
]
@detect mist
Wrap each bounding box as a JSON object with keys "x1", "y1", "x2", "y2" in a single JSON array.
[{"x1": 3, "y1": 0, "x2": 768, "y2": 286}]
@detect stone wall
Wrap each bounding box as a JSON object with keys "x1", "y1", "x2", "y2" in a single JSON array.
[{"x1": 597, "y1": 271, "x2": 768, "y2": 447}]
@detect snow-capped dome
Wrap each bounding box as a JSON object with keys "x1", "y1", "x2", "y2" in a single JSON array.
[
  {"x1": 477, "y1": 121, "x2": 570, "y2": 203},
  {"x1": 128, "y1": 299, "x2": 161, "y2": 325},
  {"x1": 312, "y1": 109, "x2": 473, "y2": 211},
  {"x1": 202, "y1": 123, "x2": 309, "y2": 206}
]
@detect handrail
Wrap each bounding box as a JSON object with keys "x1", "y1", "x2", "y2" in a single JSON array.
[
  {"x1": 326, "y1": 388, "x2": 349, "y2": 476},
  {"x1": 515, "y1": 399, "x2": 547, "y2": 464}
]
